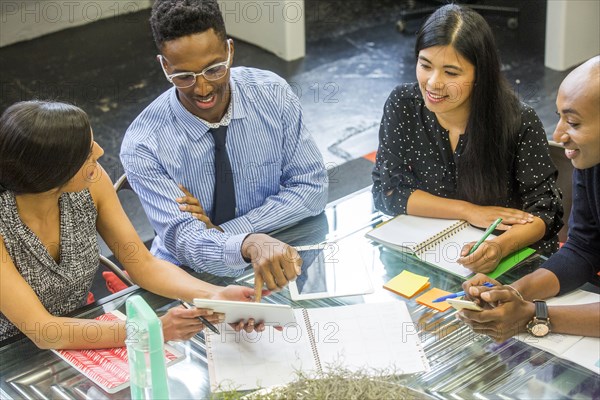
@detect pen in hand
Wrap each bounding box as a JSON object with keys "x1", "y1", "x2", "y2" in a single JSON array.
[
  {"x1": 178, "y1": 299, "x2": 220, "y2": 334},
  {"x1": 432, "y1": 282, "x2": 495, "y2": 303},
  {"x1": 467, "y1": 218, "x2": 503, "y2": 255}
]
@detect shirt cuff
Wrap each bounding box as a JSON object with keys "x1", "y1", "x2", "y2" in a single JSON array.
[
  {"x1": 220, "y1": 215, "x2": 254, "y2": 235},
  {"x1": 223, "y1": 233, "x2": 251, "y2": 269}
]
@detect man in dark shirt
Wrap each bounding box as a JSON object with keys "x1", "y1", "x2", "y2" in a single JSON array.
[{"x1": 458, "y1": 56, "x2": 600, "y2": 341}]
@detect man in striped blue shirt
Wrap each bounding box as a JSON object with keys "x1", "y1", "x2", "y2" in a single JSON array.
[{"x1": 120, "y1": 0, "x2": 327, "y2": 292}]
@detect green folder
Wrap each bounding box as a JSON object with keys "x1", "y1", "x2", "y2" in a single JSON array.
[{"x1": 487, "y1": 247, "x2": 536, "y2": 279}]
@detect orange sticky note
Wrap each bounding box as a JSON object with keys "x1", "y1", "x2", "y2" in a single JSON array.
[
  {"x1": 416, "y1": 288, "x2": 453, "y2": 312},
  {"x1": 383, "y1": 270, "x2": 430, "y2": 298}
]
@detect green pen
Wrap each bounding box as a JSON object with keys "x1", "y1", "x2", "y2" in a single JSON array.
[{"x1": 468, "y1": 218, "x2": 503, "y2": 255}]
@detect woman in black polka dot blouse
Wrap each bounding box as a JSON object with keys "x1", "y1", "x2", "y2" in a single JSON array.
[{"x1": 372, "y1": 4, "x2": 563, "y2": 273}]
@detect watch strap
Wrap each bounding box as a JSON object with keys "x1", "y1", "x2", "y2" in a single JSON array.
[{"x1": 533, "y1": 299, "x2": 549, "y2": 321}]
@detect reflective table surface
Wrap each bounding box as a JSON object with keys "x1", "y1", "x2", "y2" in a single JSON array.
[{"x1": 1, "y1": 188, "x2": 598, "y2": 399}]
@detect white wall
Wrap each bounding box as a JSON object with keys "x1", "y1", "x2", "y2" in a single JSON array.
[
  {"x1": 545, "y1": 0, "x2": 600, "y2": 71},
  {"x1": 1, "y1": 0, "x2": 305, "y2": 60},
  {"x1": 0, "y1": 1, "x2": 152, "y2": 48},
  {"x1": 218, "y1": 0, "x2": 305, "y2": 61}
]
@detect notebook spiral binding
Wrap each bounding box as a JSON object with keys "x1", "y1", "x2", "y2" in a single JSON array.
[
  {"x1": 415, "y1": 338, "x2": 430, "y2": 372},
  {"x1": 414, "y1": 220, "x2": 467, "y2": 256},
  {"x1": 205, "y1": 331, "x2": 214, "y2": 361},
  {"x1": 302, "y1": 308, "x2": 323, "y2": 373}
]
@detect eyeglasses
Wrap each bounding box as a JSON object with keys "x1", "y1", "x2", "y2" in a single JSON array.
[{"x1": 159, "y1": 39, "x2": 232, "y2": 88}]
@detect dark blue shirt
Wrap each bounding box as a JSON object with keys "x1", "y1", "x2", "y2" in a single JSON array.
[{"x1": 543, "y1": 164, "x2": 600, "y2": 294}]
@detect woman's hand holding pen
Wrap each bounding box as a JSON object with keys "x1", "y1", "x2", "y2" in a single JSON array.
[
  {"x1": 160, "y1": 306, "x2": 223, "y2": 342},
  {"x1": 178, "y1": 285, "x2": 274, "y2": 335},
  {"x1": 457, "y1": 240, "x2": 503, "y2": 273}
]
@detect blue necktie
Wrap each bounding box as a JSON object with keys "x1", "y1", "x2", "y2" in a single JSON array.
[{"x1": 210, "y1": 125, "x2": 236, "y2": 225}]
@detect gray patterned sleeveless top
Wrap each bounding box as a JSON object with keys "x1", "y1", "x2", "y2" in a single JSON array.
[{"x1": 0, "y1": 189, "x2": 99, "y2": 340}]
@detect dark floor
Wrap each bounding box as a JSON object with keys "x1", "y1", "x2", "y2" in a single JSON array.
[
  {"x1": 1, "y1": 0, "x2": 568, "y2": 169},
  {"x1": 0, "y1": 1, "x2": 572, "y2": 298}
]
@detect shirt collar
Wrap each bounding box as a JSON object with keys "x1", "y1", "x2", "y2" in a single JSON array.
[
  {"x1": 229, "y1": 70, "x2": 246, "y2": 120},
  {"x1": 168, "y1": 87, "x2": 204, "y2": 138},
  {"x1": 197, "y1": 100, "x2": 233, "y2": 129}
]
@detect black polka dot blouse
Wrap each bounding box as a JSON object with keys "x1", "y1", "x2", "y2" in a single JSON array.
[{"x1": 372, "y1": 83, "x2": 564, "y2": 255}]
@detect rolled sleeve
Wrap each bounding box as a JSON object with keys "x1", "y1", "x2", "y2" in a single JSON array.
[
  {"x1": 222, "y1": 233, "x2": 249, "y2": 268},
  {"x1": 220, "y1": 215, "x2": 254, "y2": 235}
]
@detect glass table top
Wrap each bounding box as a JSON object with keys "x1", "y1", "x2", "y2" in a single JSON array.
[{"x1": 1, "y1": 188, "x2": 598, "y2": 399}]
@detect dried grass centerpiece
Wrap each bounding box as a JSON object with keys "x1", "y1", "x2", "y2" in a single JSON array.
[{"x1": 216, "y1": 367, "x2": 432, "y2": 400}]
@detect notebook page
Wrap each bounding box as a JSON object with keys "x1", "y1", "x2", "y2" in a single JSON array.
[
  {"x1": 419, "y1": 225, "x2": 495, "y2": 277},
  {"x1": 308, "y1": 302, "x2": 429, "y2": 375},
  {"x1": 206, "y1": 309, "x2": 316, "y2": 392},
  {"x1": 561, "y1": 336, "x2": 600, "y2": 374},
  {"x1": 366, "y1": 215, "x2": 462, "y2": 253}
]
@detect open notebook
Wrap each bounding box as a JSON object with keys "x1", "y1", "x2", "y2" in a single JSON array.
[
  {"x1": 205, "y1": 302, "x2": 429, "y2": 392},
  {"x1": 516, "y1": 289, "x2": 600, "y2": 374},
  {"x1": 366, "y1": 215, "x2": 534, "y2": 278},
  {"x1": 52, "y1": 311, "x2": 183, "y2": 394}
]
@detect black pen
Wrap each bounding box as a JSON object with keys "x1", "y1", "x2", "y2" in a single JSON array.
[{"x1": 178, "y1": 299, "x2": 220, "y2": 334}]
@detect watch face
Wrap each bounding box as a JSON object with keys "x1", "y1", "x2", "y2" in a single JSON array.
[{"x1": 531, "y1": 323, "x2": 550, "y2": 337}]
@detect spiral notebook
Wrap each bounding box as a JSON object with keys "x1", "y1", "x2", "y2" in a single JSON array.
[
  {"x1": 205, "y1": 302, "x2": 429, "y2": 392},
  {"x1": 366, "y1": 215, "x2": 534, "y2": 278}
]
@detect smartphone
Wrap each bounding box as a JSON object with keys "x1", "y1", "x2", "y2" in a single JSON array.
[{"x1": 446, "y1": 298, "x2": 483, "y2": 311}]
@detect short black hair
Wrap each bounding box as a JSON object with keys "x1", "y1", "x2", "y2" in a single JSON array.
[
  {"x1": 0, "y1": 101, "x2": 92, "y2": 194},
  {"x1": 150, "y1": 0, "x2": 227, "y2": 49}
]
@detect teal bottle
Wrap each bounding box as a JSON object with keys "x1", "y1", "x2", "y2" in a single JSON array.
[{"x1": 126, "y1": 296, "x2": 170, "y2": 399}]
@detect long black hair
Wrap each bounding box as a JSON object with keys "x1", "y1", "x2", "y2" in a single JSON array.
[
  {"x1": 0, "y1": 101, "x2": 92, "y2": 194},
  {"x1": 416, "y1": 4, "x2": 520, "y2": 205}
]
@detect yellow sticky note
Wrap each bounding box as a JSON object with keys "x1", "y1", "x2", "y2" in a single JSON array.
[
  {"x1": 383, "y1": 270, "x2": 430, "y2": 298},
  {"x1": 416, "y1": 288, "x2": 453, "y2": 312}
]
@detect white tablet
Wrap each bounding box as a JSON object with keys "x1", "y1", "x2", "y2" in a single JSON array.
[
  {"x1": 192, "y1": 299, "x2": 296, "y2": 326},
  {"x1": 288, "y1": 240, "x2": 374, "y2": 301}
]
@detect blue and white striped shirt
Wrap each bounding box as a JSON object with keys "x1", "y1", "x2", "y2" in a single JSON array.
[{"x1": 121, "y1": 67, "x2": 328, "y2": 276}]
